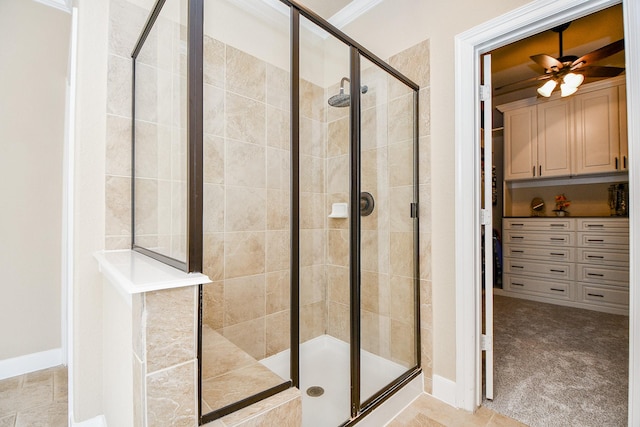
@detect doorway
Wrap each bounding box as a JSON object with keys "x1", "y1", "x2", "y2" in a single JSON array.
[{"x1": 453, "y1": 0, "x2": 640, "y2": 425}]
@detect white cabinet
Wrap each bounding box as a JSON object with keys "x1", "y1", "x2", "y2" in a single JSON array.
[
  {"x1": 537, "y1": 98, "x2": 572, "y2": 178},
  {"x1": 498, "y1": 76, "x2": 627, "y2": 181},
  {"x1": 503, "y1": 105, "x2": 537, "y2": 180},
  {"x1": 573, "y1": 86, "x2": 621, "y2": 175},
  {"x1": 501, "y1": 217, "x2": 628, "y2": 314}
]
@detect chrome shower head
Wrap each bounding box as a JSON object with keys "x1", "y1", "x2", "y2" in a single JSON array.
[{"x1": 327, "y1": 77, "x2": 368, "y2": 108}]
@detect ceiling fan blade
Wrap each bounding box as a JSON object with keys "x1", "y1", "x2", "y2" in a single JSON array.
[
  {"x1": 577, "y1": 65, "x2": 625, "y2": 78},
  {"x1": 494, "y1": 74, "x2": 550, "y2": 94},
  {"x1": 530, "y1": 54, "x2": 563, "y2": 71},
  {"x1": 571, "y1": 39, "x2": 624, "y2": 68}
]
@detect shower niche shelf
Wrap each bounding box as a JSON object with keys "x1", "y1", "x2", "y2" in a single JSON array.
[{"x1": 328, "y1": 202, "x2": 348, "y2": 218}]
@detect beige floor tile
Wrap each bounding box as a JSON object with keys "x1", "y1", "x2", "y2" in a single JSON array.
[
  {"x1": 0, "y1": 415, "x2": 16, "y2": 427},
  {"x1": 486, "y1": 413, "x2": 529, "y2": 427},
  {"x1": 14, "y1": 400, "x2": 67, "y2": 427}
]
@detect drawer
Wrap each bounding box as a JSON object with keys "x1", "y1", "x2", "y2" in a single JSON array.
[
  {"x1": 503, "y1": 274, "x2": 572, "y2": 300},
  {"x1": 577, "y1": 248, "x2": 629, "y2": 266},
  {"x1": 577, "y1": 264, "x2": 628, "y2": 286},
  {"x1": 504, "y1": 230, "x2": 574, "y2": 247},
  {"x1": 577, "y1": 283, "x2": 629, "y2": 308},
  {"x1": 578, "y1": 218, "x2": 629, "y2": 233},
  {"x1": 577, "y1": 232, "x2": 629, "y2": 249},
  {"x1": 504, "y1": 259, "x2": 574, "y2": 281},
  {"x1": 504, "y1": 218, "x2": 574, "y2": 231},
  {"x1": 504, "y1": 244, "x2": 575, "y2": 262}
]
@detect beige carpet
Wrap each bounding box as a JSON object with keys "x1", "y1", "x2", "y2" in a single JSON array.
[{"x1": 483, "y1": 295, "x2": 628, "y2": 427}]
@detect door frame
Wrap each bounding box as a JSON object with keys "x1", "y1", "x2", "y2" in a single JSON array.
[{"x1": 453, "y1": 0, "x2": 640, "y2": 425}]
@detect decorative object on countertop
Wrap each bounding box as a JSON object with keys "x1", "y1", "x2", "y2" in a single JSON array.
[
  {"x1": 553, "y1": 193, "x2": 571, "y2": 216},
  {"x1": 530, "y1": 197, "x2": 545, "y2": 216}
]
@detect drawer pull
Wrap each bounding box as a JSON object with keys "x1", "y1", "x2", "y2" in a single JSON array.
[
  {"x1": 587, "y1": 255, "x2": 604, "y2": 259},
  {"x1": 512, "y1": 282, "x2": 524, "y2": 287},
  {"x1": 512, "y1": 265, "x2": 524, "y2": 269},
  {"x1": 550, "y1": 288, "x2": 565, "y2": 292},
  {"x1": 511, "y1": 250, "x2": 524, "y2": 254},
  {"x1": 550, "y1": 238, "x2": 565, "y2": 241},
  {"x1": 550, "y1": 224, "x2": 565, "y2": 227},
  {"x1": 511, "y1": 236, "x2": 524, "y2": 240},
  {"x1": 550, "y1": 269, "x2": 565, "y2": 273},
  {"x1": 587, "y1": 293, "x2": 604, "y2": 298},
  {"x1": 512, "y1": 223, "x2": 524, "y2": 227},
  {"x1": 587, "y1": 224, "x2": 604, "y2": 228},
  {"x1": 587, "y1": 239, "x2": 604, "y2": 243},
  {"x1": 550, "y1": 252, "x2": 565, "y2": 256},
  {"x1": 587, "y1": 273, "x2": 604, "y2": 277}
]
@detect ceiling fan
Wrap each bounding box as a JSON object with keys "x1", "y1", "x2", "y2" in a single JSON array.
[{"x1": 495, "y1": 22, "x2": 625, "y2": 97}]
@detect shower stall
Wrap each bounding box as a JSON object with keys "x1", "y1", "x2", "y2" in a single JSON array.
[{"x1": 131, "y1": 0, "x2": 420, "y2": 425}]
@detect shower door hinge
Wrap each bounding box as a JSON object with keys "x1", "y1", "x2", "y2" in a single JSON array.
[
  {"x1": 480, "y1": 208, "x2": 492, "y2": 225},
  {"x1": 481, "y1": 334, "x2": 493, "y2": 351},
  {"x1": 410, "y1": 202, "x2": 419, "y2": 218},
  {"x1": 480, "y1": 85, "x2": 490, "y2": 102}
]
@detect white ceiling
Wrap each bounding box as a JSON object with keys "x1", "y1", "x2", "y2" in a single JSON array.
[
  {"x1": 296, "y1": 0, "x2": 352, "y2": 19},
  {"x1": 491, "y1": 4, "x2": 625, "y2": 104}
]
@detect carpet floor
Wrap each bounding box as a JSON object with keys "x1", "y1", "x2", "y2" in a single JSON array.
[{"x1": 483, "y1": 295, "x2": 629, "y2": 427}]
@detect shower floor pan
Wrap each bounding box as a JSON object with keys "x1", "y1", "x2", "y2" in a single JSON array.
[{"x1": 260, "y1": 334, "x2": 423, "y2": 427}]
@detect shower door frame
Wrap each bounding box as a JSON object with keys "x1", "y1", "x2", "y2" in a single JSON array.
[{"x1": 197, "y1": 0, "x2": 422, "y2": 424}]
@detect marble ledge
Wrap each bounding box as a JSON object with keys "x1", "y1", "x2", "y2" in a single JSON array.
[{"x1": 94, "y1": 249, "x2": 211, "y2": 296}]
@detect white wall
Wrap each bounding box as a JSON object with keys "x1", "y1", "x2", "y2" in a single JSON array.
[
  {"x1": 0, "y1": 0, "x2": 70, "y2": 365},
  {"x1": 342, "y1": 0, "x2": 531, "y2": 382}
]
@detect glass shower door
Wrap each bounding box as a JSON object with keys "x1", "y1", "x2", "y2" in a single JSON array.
[{"x1": 359, "y1": 56, "x2": 419, "y2": 405}]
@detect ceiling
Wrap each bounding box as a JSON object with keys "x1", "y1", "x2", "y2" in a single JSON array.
[
  {"x1": 296, "y1": 0, "x2": 352, "y2": 19},
  {"x1": 491, "y1": 4, "x2": 625, "y2": 104}
]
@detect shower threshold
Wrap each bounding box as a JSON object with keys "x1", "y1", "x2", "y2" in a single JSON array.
[{"x1": 260, "y1": 335, "x2": 423, "y2": 426}]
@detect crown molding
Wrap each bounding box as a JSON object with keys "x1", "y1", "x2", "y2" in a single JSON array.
[
  {"x1": 33, "y1": 0, "x2": 71, "y2": 13},
  {"x1": 329, "y1": 0, "x2": 383, "y2": 29}
]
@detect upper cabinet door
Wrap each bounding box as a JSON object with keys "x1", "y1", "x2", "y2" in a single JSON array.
[
  {"x1": 537, "y1": 99, "x2": 572, "y2": 178},
  {"x1": 619, "y1": 85, "x2": 628, "y2": 171},
  {"x1": 504, "y1": 105, "x2": 537, "y2": 180},
  {"x1": 574, "y1": 86, "x2": 620, "y2": 175}
]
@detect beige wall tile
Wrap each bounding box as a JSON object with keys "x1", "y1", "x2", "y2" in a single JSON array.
[
  {"x1": 106, "y1": 114, "x2": 131, "y2": 177},
  {"x1": 266, "y1": 230, "x2": 290, "y2": 273},
  {"x1": 202, "y1": 281, "x2": 224, "y2": 330},
  {"x1": 218, "y1": 388, "x2": 301, "y2": 427},
  {"x1": 266, "y1": 270, "x2": 289, "y2": 315},
  {"x1": 204, "y1": 84, "x2": 225, "y2": 137},
  {"x1": 147, "y1": 361, "x2": 196, "y2": 427},
  {"x1": 389, "y1": 186, "x2": 414, "y2": 233},
  {"x1": 326, "y1": 155, "x2": 348, "y2": 194},
  {"x1": 327, "y1": 117, "x2": 349, "y2": 157},
  {"x1": 226, "y1": 93, "x2": 265, "y2": 145},
  {"x1": 105, "y1": 175, "x2": 131, "y2": 237},
  {"x1": 204, "y1": 184, "x2": 224, "y2": 233},
  {"x1": 300, "y1": 301, "x2": 326, "y2": 343},
  {"x1": 361, "y1": 106, "x2": 388, "y2": 151},
  {"x1": 226, "y1": 140, "x2": 266, "y2": 188},
  {"x1": 300, "y1": 192, "x2": 325, "y2": 230},
  {"x1": 326, "y1": 301, "x2": 349, "y2": 343},
  {"x1": 300, "y1": 79, "x2": 325, "y2": 122},
  {"x1": 204, "y1": 134, "x2": 224, "y2": 184},
  {"x1": 107, "y1": 54, "x2": 132, "y2": 118},
  {"x1": 390, "y1": 275, "x2": 415, "y2": 324},
  {"x1": 327, "y1": 265, "x2": 349, "y2": 306},
  {"x1": 266, "y1": 310, "x2": 290, "y2": 357},
  {"x1": 224, "y1": 275, "x2": 265, "y2": 326},
  {"x1": 361, "y1": 271, "x2": 390, "y2": 316},
  {"x1": 224, "y1": 232, "x2": 265, "y2": 279},
  {"x1": 388, "y1": 39, "x2": 430, "y2": 89},
  {"x1": 145, "y1": 287, "x2": 196, "y2": 373},
  {"x1": 132, "y1": 293, "x2": 145, "y2": 361},
  {"x1": 266, "y1": 147, "x2": 290, "y2": 191},
  {"x1": 204, "y1": 36, "x2": 224, "y2": 89},
  {"x1": 266, "y1": 106, "x2": 290, "y2": 150},
  {"x1": 300, "y1": 154, "x2": 325, "y2": 193},
  {"x1": 300, "y1": 117, "x2": 326, "y2": 158},
  {"x1": 360, "y1": 230, "x2": 380, "y2": 272},
  {"x1": 108, "y1": 0, "x2": 148, "y2": 59},
  {"x1": 267, "y1": 189, "x2": 290, "y2": 231},
  {"x1": 299, "y1": 229, "x2": 325, "y2": 267},
  {"x1": 419, "y1": 87, "x2": 431, "y2": 138},
  {"x1": 203, "y1": 233, "x2": 224, "y2": 281},
  {"x1": 388, "y1": 94, "x2": 413, "y2": 144},
  {"x1": 201, "y1": 325, "x2": 255, "y2": 380},
  {"x1": 327, "y1": 229, "x2": 348, "y2": 267},
  {"x1": 390, "y1": 232, "x2": 414, "y2": 277},
  {"x1": 132, "y1": 354, "x2": 145, "y2": 427},
  {"x1": 266, "y1": 64, "x2": 290, "y2": 111},
  {"x1": 223, "y1": 318, "x2": 265, "y2": 360},
  {"x1": 225, "y1": 187, "x2": 266, "y2": 232},
  {"x1": 300, "y1": 265, "x2": 325, "y2": 306},
  {"x1": 390, "y1": 319, "x2": 416, "y2": 367},
  {"x1": 388, "y1": 140, "x2": 414, "y2": 188},
  {"x1": 226, "y1": 46, "x2": 266, "y2": 102}
]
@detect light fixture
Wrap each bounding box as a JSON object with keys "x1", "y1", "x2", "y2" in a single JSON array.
[
  {"x1": 537, "y1": 80, "x2": 557, "y2": 97},
  {"x1": 563, "y1": 72, "x2": 584, "y2": 88},
  {"x1": 560, "y1": 84, "x2": 578, "y2": 97}
]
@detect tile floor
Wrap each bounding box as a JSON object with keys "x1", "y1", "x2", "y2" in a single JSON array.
[
  {"x1": 0, "y1": 366, "x2": 67, "y2": 427},
  {"x1": 0, "y1": 365, "x2": 527, "y2": 427}
]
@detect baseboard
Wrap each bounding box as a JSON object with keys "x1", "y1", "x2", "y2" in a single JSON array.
[
  {"x1": 432, "y1": 374, "x2": 457, "y2": 407},
  {"x1": 0, "y1": 348, "x2": 63, "y2": 380},
  {"x1": 73, "y1": 415, "x2": 107, "y2": 427}
]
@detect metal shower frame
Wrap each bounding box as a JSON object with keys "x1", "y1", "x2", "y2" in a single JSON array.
[{"x1": 131, "y1": 0, "x2": 422, "y2": 425}]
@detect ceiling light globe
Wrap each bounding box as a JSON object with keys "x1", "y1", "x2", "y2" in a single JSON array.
[
  {"x1": 560, "y1": 84, "x2": 578, "y2": 97},
  {"x1": 563, "y1": 73, "x2": 585, "y2": 88},
  {"x1": 537, "y1": 80, "x2": 557, "y2": 97}
]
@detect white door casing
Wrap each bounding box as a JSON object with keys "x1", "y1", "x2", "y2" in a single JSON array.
[{"x1": 454, "y1": 1, "x2": 640, "y2": 425}]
